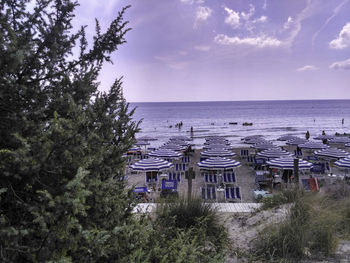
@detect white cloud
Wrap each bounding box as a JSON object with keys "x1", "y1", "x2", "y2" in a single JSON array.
[
  {"x1": 284, "y1": 0, "x2": 314, "y2": 48},
  {"x1": 329, "y1": 58, "x2": 350, "y2": 70},
  {"x1": 180, "y1": 0, "x2": 204, "y2": 4},
  {"x1": 224, "y1": 7, "x2": 240, "y2": 28},
  {"x1": 241, "y1": 4, "x2": 255, "y2": 21},
  {"x1": 214, "y1": 34, "x2": 282, "y2": 48},
  {"x1": 312, "y1": 0, "x2": 349, "y2": 46},
  {"x1": 194, "y1": 45, "x2": 211, "y2": 51},
  {"x1": 329, "y1": 22, "x2": 350, "y2": 49},
  {"x1": 283, "y1": 16, "x2": 293, "y2": 30},
  {"x1": 253, "y1": 16, "x2": 267, "y2": 23},
  {"x1": 296, "y1": 65, "x2": 318, "y2": 71},
  {"x1": 195, "y1": 6, "x2": 212, "y2": 21}
]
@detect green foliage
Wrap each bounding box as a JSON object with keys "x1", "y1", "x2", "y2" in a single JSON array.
[
  {"x1": 152, "y1": 198, "x2": 229, "y2": 262},
  {"x1": 261, "y1": 188, "x2": 301, "y2": 210},
  {"x1": 253, "y1": 188, "x2": 350, "y2": 261},
  {"x1": 0, "y1": 1, "x2": 143, "y2": 261}
]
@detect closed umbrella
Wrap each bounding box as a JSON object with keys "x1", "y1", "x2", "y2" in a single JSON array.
[
  {"x1": 267, "y1": 157, "x2": 313, "y2": 170},
  {"x1": 197, "y1": 157, "x2": 241, "y2": 170}
]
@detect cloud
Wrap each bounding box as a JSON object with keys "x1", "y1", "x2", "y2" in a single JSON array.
[
  {"x1": 194, "y1": 45, "x2": 211, "y2": 51},
  {"x1": 284, "y1": 0, "x2": 314, "y2": 48},
  {"x1": 283, "y1": 16, "x2": 293, "y2": 30},
  {"x1": 214, "y1": 34, "x2": 282, "y2": 48},
  {"x1": 180, "y1": 0, "x2": 204, "y2": 4},
  {"x1": 224, "y1": 7, "x2": 240, "y2": 28},
  {"x1": 253, "y1": 16, "x2": 267, "y2": 23},
  {"x1": 329, "y1": 22, "x2": 350, "y2": 49},
  {"x1": 241, "y1": 4, "x2": 255, "y2": 21},
  {"x1": 329, "y1": 58, "x2": 350, "y2": 70},
  {"x1": 195, "y1": 6, "x2": 212, "y2": 21},
  {"x1": 296, "y1": 65, "x2": 318, "y2": 71},
  {"x1": 312, "y1": 0, "x2": 350, "y2": 46}
]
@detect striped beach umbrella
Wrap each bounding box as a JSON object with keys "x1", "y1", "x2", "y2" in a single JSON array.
[
  {"x1": 346, "y1": 143, "x2": 350, "y2": 147},
  {"x1": 286, "y1": 138, "x2": 308, "y2": 145},
  {"x1": 160, "y1": 143, "x2": 185, "y2": 151},
  {"x1": 203, "y1": 143, "x2": 231, "y2": 150},
  {"x1": 277, "y1": 135, "x2": 299, "y2": 141},
  {"x1": 299, "y1": 142, "x2": 330, "y2": 149},
  {"x1": 130, "y1": 157, "x2": 173, "y2": 171},
  {"x1": 148, "y1": 149, "x2": 182, "y2": 159},
  {"x1": 204, "y1": 139, "x2": 230, "y2": 145},
  {"x1": 334, "y1": 157, "x2": 350, "y2": 169},
  {"x1": 266, "y1": 157, "x2": 313, "y2": 170},
  {"x1": 314, "y1": 148, "x2": 350, "y2": 159},
  {"x1": 137, "y1": 136, "x2": 158, "y2": 141},
  {"x1": 242, "y1": 135, "x2": 263, "y2": 141},
  {"x1": 134, "y1": 140, "x2": 150, "y2": 146},
  {"x1": 243, "y1": 137, "x2": 266, "y2": 144},
  {"x1": 314, "y1": 134, "x2": 335, "y2": 140},
  {"x1": 166, "y1": 140, "x2": 190, "y2": 146},
  {"x1": 257, "y1": 148, "x2": 293, "y2": 159},
  {"x1": 329, "y1": 137, "x2": 350, "y2": 144},
  {"x1": 197, "y1": 157, "x2": 241, "y2": 170},
  {"x1": 201, "y1": 149, "x2": 236, "y2": 158},
  {"x1": 251, "y1": 142, "x2": 279, "y2": 150},
  {"x1": 170, "y1": 136, "x2": 191, "y2": 141}
]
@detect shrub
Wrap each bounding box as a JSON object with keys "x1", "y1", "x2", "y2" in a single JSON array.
[{"x1": 262, "y1": 188, "x2": 301, "y2": 210}]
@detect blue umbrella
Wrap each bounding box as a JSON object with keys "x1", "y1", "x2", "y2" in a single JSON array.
[
  {"x1": 277, "y1": 135, "x2": 299, "y2": 141},
  {"x1": 197, "y1": 157, "x2": 241, "y2": 170},
  {"x1": 334, "y1": 157, "x2": 350, "y2": 169},
  {"x1": 346, "y1": 143, "x2": 350, "y2": 147},
  {"x1": 160, "y1": 143, "x2": 185, "y2": 151},
  {"x1": 148, "y1": 149, "x2": 182, "y2": 159},
  {"x1": 286, "y1": 138, "x2": 308, "y2": 145},
  {"x1": 314, "y1": 148, "x2": 350, "y2": 159},
  {"x1": 257, "y1": 148, "x2": 293, "y2": 159},
  {"x1": 130, "y1": 157, "x2": 173, "y2": 171},
  {"x1": 201, "y1": 149, "x2": 236, "y2": 158},
  {"x1": 267, "y1": 157, "x2": 313, "y2": 170},
  {"x1": 299, "y1": 142, "x2": 330, "y2": 149},
  {"x1": 329, "y1": 137, "x2": 350, "y2": 144}
]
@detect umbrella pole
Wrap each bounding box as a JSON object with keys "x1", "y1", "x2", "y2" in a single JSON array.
[{"x1": 294, "y1": 158, "x2": 299, "y2": 187}]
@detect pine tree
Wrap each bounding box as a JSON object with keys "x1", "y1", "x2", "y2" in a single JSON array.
[{"x1": 0, "y1": 1, "x2": 142, "y2": 261}]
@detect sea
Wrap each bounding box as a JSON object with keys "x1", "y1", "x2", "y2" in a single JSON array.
[{"x1": 130, "y1": 100, "x2": 350, "y2": 149}]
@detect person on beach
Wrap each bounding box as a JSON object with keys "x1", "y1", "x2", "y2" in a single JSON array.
[
  {"x1": 305, "y1": 130, "x2": 310, "y2": 140},
  {"x1": 342, "y1": 118, "x2": 344, "y2": 125}
]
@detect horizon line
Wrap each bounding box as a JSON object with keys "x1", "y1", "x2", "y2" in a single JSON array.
[{"x1": 129, "y1": 98, "x2": 350, "y2": 103}]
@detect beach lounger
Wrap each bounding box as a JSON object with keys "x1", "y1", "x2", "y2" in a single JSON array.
[
  {"x1": 201, "y1": 186, "x2": 217, "y2": 201},
  {"x1": 223, "y1": 172, "x2": 236, "y2": 184},
  {"x1": 240, "y1": 149, "x2": 249, "y2": 157},
  {"x1": 235, "y1": 187, "x2": 242, "y2": 200},
  {"x1": 225, "y1": 186, "x2": 242, "y2": 201}
]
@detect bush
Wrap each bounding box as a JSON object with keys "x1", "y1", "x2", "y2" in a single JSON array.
[{"x1": 262, "y1": 188, "x2": 301, "y2": 210}]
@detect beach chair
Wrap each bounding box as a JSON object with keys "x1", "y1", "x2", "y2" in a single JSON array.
[
  {"x1": 201, "y1": 186, "x2": 217, "y2": 201},
  {"x1": 223, "y1": 172, "x2": 236, "y2": 184},
  {"x1": 240, "y1": 149, "x2": 249, "y2": 157},
  {"x1": 235, "y1": 187, "x2": 242, "y2": 201}
]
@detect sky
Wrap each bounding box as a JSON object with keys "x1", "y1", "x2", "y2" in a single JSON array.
[{"x1": 73, "y1": 0, "x2": 350, "y2": 102}]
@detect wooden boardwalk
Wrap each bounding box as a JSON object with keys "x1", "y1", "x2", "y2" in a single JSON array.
[{"x1": 132, "y1": 203, "x2": 261, "y2": 214}]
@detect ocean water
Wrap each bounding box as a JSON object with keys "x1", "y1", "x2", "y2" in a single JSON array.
[{"x1": 130, "y1": 100, "x2": 350, "y2": 148}]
